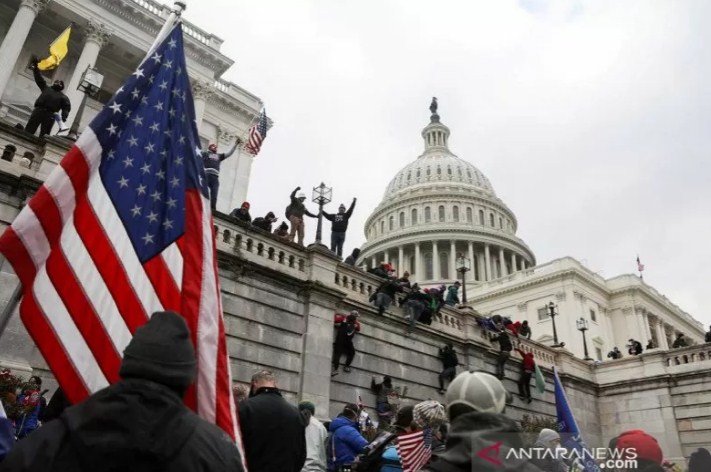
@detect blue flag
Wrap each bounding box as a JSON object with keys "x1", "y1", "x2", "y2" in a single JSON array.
[{"x1": 553, "y1": 367, "x2": 601, "y2": 472}]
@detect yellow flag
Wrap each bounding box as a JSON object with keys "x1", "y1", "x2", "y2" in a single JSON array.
[{"x1": 37, "y1": 25, "x2": 71, "y2": 71}]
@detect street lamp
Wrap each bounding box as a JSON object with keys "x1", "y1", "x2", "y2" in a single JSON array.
[
  {"x1": 456, "y1": 254, "x2": 470, "y2": 304},
  {"x1": 576, "y1": 317, "x2": 593, "y2": 360},
  {"x1": 311, "y1": 182, "x2": 332, "y2": 247},
  {"x1": 67, "y1": 65, "x2": 104, "y2": 140},
  {"x1": 547, "y1": 301, "x2": 563, "y2": 347}
]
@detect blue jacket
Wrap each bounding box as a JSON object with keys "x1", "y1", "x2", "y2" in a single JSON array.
[
  {"x1": 328, "y1": 416, "x2": 368, "y2": 470},
  {"x1": 15, "y1": 393, "x2": 42, "y2": 439}
]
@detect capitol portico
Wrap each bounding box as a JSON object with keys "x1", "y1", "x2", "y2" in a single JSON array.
[{"x1": 358, "y1": 105, "x2": 535, "y2": 286}]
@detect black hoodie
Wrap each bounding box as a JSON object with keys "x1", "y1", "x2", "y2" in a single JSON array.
[
  {"x1": 424, "y1": 412, "x2": 542, "y2": 472},
  {"x1": 0, "y1": 379, "x2": 242, "y2": 472}
]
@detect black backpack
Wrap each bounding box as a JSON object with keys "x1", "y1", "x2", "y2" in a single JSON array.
[
  {"x1": 285, "y1": 204, "x2": 293, "y2": 220},
  {"x1": 352, "y1": 431, "x2": 396, "y2": 472}
]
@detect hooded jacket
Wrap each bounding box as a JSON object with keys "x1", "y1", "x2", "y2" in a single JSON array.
[
  {"x1": 344, "y1": 249, "x2": 360, "y2": 266},
  {"x1": 424, "y1": 412, "x2": 542, "y2": 472},
  {"x1": 0, "y1": 379, "x2": 242, "y2": 472},
  {"x1": 327, "y1": 416, "x2": 368, "y2": 469},
  {"x1": 238, "y1": 386, "x2": 306, "y2": 472},
  {"x1": 31, "y1": 67, "x2": 71, "y2": 120},
  {"x1": 322, "y1": 199, "x2": 356, "y2": 233}
]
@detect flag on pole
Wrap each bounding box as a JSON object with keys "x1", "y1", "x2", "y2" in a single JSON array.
[
  {"x1": 636, "y1": 255, "x2": 645, "y2": 273},
  {"x1": 534, "y1": 363, "x2": 546, "y2": 394},
  {"x1": 395, "y1": 428, "x2": 432, "y2": 472},
  {"x1": 553, "y1": 367, "x2": 601, "y2": 472},
  {"x1": 244, "y1": 108, "x2": 268, "y2": 155},
  {"x1": 0, "y1": 22, "x2": 241, "y2": 454},
  {"x1": 37, "y1": 25, "x2": 72, "y2": 71}
]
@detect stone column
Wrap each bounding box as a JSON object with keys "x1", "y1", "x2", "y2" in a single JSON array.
[
  {"x1": 450, "y1": 240, "x2": 456, "y2": 279},
  {"x1": 432, "y1": 241, "x2": 439, "y2": 280},
  {"x1": 641, "y1": 312, "x2": 653, "y2": 343},
  {"x1": 192, "y1": 79, "x2": 215, "y2": 131},
  {"x1": 370, "y1": 257, "x2": 376, "y2": 269},
  {"x1": 414, "y1": 242, "x2": 421, "y2": 280},
  {"x1": 398, "y1": 246, "x2": 404, "y2": 274},
  {"x1": 655, "y1": 320, "x2": 668, "y2": 350},
  {"x1": 0, "y1": 0, "x2": 50, "y2": 102},
  {"x1": 519, "y1": 257, "x2": 525, "y2": 271},
  {"x1": 511, "y1": 253, "x2": 517, "y2": 273},
  {"x1": 65, "y1": 21, "x2": 111, "y2": 128},
  {"x1": 499, "y1": 247, "x2": 507, "y2": 277},
  {"x1": 484, "y1": 244, "x2": 492, "y2": 281},
  {"x1": 467, "y1": 242, "x2": 475, "y2": 281},
  {"x1": 383, "y1": 251, "x2": 389, "y2": 264}
]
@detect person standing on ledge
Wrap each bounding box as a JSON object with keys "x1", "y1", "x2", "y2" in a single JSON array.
[
  {"x1": 322, "y1": 198, "x2": 356, "y2": 257},
  {"x1": 201, "y1": 139, "x2": 241, "y2": 211},
  {"x1": 285, "y1": 186, "x2": 318, "y2": 246},
  {"x1": 25, "y1": 55, "x2": 71, "y2": 138}
]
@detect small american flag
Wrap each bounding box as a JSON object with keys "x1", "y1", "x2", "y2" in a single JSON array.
[
  {"x1": 637, "y1": 255, "x2": 645, "y2": 272},
  {"x1": 0, "y1": 22, "x2": 242, "y2": 457},
  {"x1": 244, "y1": 108, "x2": 268, "y2": 155},
  {"x1": 395, "y1": 427, "x2": 432, "y2": 472}
]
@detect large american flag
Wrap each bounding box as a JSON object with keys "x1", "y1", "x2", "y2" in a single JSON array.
[
  {"x1": 395, "y1": 427, "x2": 433, "y2": 472},
  {"x1": 0, "y1": 23, "x2": 241, "y2": 452},
  {"x1": 244, "y1": 108, "x2": 268, "y2": 155}
]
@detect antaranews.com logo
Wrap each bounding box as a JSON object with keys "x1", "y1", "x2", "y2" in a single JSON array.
[{"x1": 476, "y1": 442, "x2": 639, "y2": 470}]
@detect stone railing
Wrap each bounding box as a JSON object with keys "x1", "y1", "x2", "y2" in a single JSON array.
[{"x1": 665, "y1": 344, "x2": 711, "y2": 368}]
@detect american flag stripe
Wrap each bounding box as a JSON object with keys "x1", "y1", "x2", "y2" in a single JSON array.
[
  {"x1": 0, "y1": 23, "x2": 241, "y2": 456},
  {"x1": 396, "y1": 429, "x2": 432, "y2": 472},
  {"x1": 244, "y1": 109, "x2": 268, "y2": 156}
]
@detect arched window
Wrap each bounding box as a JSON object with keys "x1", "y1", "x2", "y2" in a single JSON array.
[
  {"x1": 411, "y1": 208, "x2": 418, "y2": 224},
  {"x1": 478, "y1": 209, "x2": 484, "y2": 224},
  {"x1": 489, "y1": 214, "x2": 495, "y2": 227},
  {"x1": 453, "y1": 206, "x2": 459, "y2": 222},
  {"x1": 438, "y1": 206, "x2": 445, "y2": 222},
  {"x1": 499, "y1": 217, "x2": 503, "y2": 228},
  {"x1": 389, "y1": 216, "x2": 394, "y2": 231},
  {"x1": 439, "y1": 252, "x2": 449, "y2": 279},
  {"x1": 380, "y1": 221, "x2": 385, "y2": 234},
  {"x1": 425, "y1": 207, "x2": 431, "y2": 223},
  {"x1": 399, "y1": 212, "x2": 405, "y2": 228},
  {"x1": 466, "y1": 207, "x2": 473, "y2": 223},
  {"x1": 426, "y1": 167, "x2": 431, "y2": 176},
  {"x1": 424, "y1": 253, "x2": 433, "y2": 279}
]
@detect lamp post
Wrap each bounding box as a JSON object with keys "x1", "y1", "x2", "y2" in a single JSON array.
[
  {"x1": 456, "y1": 254, "x2": 470, "y2": 304},
  {"x1": 576, "y1": 317, "x2": 592, "y2": 360},
  {"x1": 547, "y1": 301, "x2": 563, "y2": 347},
  {"x1": 67, "y1": 65, "x2": 104, "y2": 140},
  {"x1": 311, "y1": 182, "x2": 332, "y2": 248}
]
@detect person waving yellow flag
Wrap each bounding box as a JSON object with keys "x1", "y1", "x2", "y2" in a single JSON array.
[{"x1": 37, "y1": 25, "x2": 72, "y2": 71}]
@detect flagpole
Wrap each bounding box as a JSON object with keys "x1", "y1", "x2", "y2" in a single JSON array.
[{"x1": 144, "y1": 1, "x2": 186, "y2": 61}]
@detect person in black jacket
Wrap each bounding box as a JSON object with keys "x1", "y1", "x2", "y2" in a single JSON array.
[
  {"x1": 229, "y1": 201, "x2": 251, "y2": 223},
  {"x1": 25, "y1": 56, "x2": 71, "y2": 137},
  {"x1": 373, "y1": 277, "x2": 403, "y2": 316},
  {"x1": 252, "y1": 211, "x2": 277, "y2": 232},
  {"x1": 490, "y1": 326, "x2": 513, "y2": 380},
  {"x1": 238, "y1": 370, "x2": 306, "y2": 472},
  {"x1": 0, "y1": 311, "x2": 243, "y2": 471},
  {"x1": 201, "y1": 140, "x2": 241, "y2": 210},
  {"x1": 438, "y1": 343, "x2": 459, "y2": 394},
  {"x1": 344, "y1": 248, "x2": 360, "y2": 266},
  {"x1": 672, "y1": 333, "x2": 688, "y2": 348},
  {"x1": 322, "y1": 198, "x2": 356, "y2": 257},
  {"x1": 332, "y1": 311, "x2": 361, "y2": 376},
  {"x1": 628, "y1": 338, "x2": 643, "y2": 355},
  {"x1": 401, "y1": 284, "x2": 428, "y2": 334}
]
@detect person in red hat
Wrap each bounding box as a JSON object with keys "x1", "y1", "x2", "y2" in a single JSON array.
[
  {"x1": 229, "y1": 201, "x2": 252, "y2": 223},
  {"x1": 608, "y1": 429, "x2": 664, "y2": 472}
]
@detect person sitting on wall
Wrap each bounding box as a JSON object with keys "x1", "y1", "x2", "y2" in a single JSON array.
[
  {"x1": 252, "y1": 211, "x2": 278, "y2": 232},
  {"x1": 372, "y1": 275, "x2": 403, "y2": 316},
  {"x1": 273, "y1": 221, "x2": 290, "y2": 241},
  {"x1": 25, "y1": 55, "x2": 71, "y2": 138},
  {"x1": 229, "y1": 201, "x2": 251, "y2": 223},
  {"x1": 671, "y1": 333, "x2": 688, "y2": 348},
  {"x1": 396, "y1": 271, "x2": 411, "y2": 289},
  {"x1": 646, "y1": 339, "x2": 655, "y2": 350},
  {"x1": 401, "y1": 283, "x2": 429, "y2": 334},
  {"x1": 628, "y1": 338, "x2": 643, "y2": 355},
  {"x1": 607, "y1": 347, "x2": 623, "y2": 359},
  {"x1": 518, "y1": 320, "x2": 532, "y2": 339},
  {"x1": 343, "y1": 248, "x2": 360, "y2": 266}
]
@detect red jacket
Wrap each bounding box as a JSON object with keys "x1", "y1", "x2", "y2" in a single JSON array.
[{"x1": 515, "y1": 349, "x2": 535, "y2": 371}]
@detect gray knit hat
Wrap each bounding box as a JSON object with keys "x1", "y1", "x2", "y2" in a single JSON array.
[
  {"x1": 413, "y1": 400, "x2": 447, "y2": 428},
  {"x1": 119, "y1": 311, "x2": 197, "y2": 391}
]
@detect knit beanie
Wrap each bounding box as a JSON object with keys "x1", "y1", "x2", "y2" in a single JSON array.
[
  {"x1": 119, "y1": 311, "x2": 197, "y2": 391},
  {"x1": 538, "y1": 428, "x2": 560, "y2": 446},
  {"x1": 299, "y1": 401, "x2": 316, "y2": 415},
  {"x1": 413, "y1": 400, "x2": 447, "y2": 428}
]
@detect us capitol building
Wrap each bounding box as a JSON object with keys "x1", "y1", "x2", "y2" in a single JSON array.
[{"x1": 358, "y1": 103, "x2": 705, "y2": 360}]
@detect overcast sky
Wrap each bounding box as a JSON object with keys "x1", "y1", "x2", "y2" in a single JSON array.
[{"x1": 169, "y1": 0, "x2": 711, "y2": 328}]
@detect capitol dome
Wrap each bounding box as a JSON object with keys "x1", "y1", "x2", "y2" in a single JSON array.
[{"x1": 358, "y1": 101, "x2": 535, "y2": 286}]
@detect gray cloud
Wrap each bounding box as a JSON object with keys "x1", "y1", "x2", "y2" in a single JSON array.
[{"x1": 170, "y1": 0, "x2": 711, "y2": 328}]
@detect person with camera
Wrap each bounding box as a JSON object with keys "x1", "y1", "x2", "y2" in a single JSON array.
[
  {"x1": 286, "y1": 186, "x2": 319, "y2": 246},
  {"x1": 25, "y1": 56, "x2": 71, "y2": 138}
]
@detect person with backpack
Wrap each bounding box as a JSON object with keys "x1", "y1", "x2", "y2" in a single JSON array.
[
  {"x1": 286, "y1": 187, "x2": 319, "y2": 246},
  {"x1": 332, "y1": 311, "x2": 361, "y2": 376},
  {"x1": 327, "y1": 404, "x2": 368, "y2": 472},
  {"x1": 322, "y1": 198, "x2": 357, "y2": 257}
]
